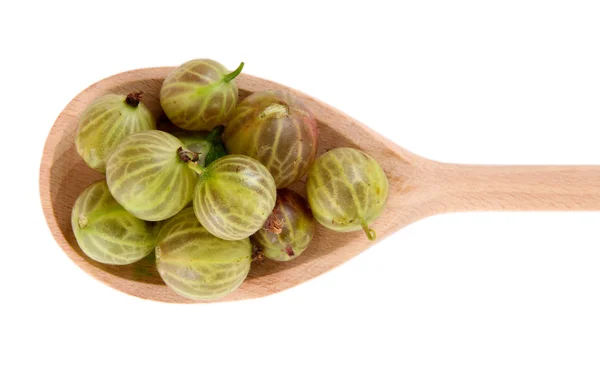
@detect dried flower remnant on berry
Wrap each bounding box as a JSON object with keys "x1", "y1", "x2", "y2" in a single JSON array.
[{"x1": 251, "y1": 189, "x2": 315, "y2": 261}]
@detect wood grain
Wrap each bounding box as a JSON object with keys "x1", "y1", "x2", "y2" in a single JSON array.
[{"x1": 39, "y1": 68, "x2": 600, "y2": 303}]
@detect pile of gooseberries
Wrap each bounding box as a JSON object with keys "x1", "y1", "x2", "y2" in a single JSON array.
[{"x1": 71, "y1": 58, "x2": 389, "y2": 300}]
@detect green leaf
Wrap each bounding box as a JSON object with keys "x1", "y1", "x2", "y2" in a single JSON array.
[
  {"x1": 205, "y1": 143, "x2": 227, "y2": 166},
  {"x1": 204, "y1": 125, "x2": 228, "y2": 166}
]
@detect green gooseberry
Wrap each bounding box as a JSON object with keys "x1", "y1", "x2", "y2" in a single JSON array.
[
  {"x1": 71, "y1": 180, "x2": 156, "y2": 265},
  {"x1": 156, "y1": 207, "x2": 252, "y2": 301},
  {"x1": 306, "y1": 147, "x2": 389, "y2": 240},
  {"x1": 191, "y1": 155, "x2": 277, "y2": 241},
  {"x1": 106, "y1": 131, "x2": 197, "y2": 221},
  {"x1": 160, "y1": 59, "x2": 244, "y2": 131},
  {"x1": 251, "y1": 189, "x2": 316, "y2": 261},
  {"x1": 223, "y1": 90, "x2": 319, "y2": 188},
  {"x1": 173, "y1": 126, "x2": 227, "y2": 167},
  {"x1": 75, "y1": 92, "x2": 156, "y2": 173}
]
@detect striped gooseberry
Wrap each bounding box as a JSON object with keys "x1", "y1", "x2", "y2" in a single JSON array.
[
  {"x1": 160, "y1": 59, "x2": 244, "y2": 131},
  {"x1": 156, "y1": 207, "x2": 252, "y2": 301},
  {"x1": 306, "y1": 148, "x2": 389, "y2": 240},
  {"x1": 106, "y1": 131, "x2": 198, "y2": 221},
  {"x1": 223, "y1": 90, "x2": 319, "y2": 188},
  {"x1": 75, "y1": 93, "x2": 156, "y2": 172},
  {"x1": 191, "y1": 155, "x2": 277, "y2": 241},
  {"x1": 251, "y1": 189, "x2": 316, "y2": 261},
  {"x1": 71, "y1": 180, "x2": 156, "y2": 265}
]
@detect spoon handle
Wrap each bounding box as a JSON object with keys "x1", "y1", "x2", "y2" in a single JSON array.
[{"x1": 432, "y1": 163, "x2": 600, "y2": 212}]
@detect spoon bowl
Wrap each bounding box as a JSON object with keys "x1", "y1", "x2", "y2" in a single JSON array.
[{"x1": 40, "y1": 68, "x2": 600, "y2": 303}]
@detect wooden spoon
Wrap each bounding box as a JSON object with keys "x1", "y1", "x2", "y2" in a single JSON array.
[{"x1": 39, "y1": 67, "x2": 600, "y2": 303}]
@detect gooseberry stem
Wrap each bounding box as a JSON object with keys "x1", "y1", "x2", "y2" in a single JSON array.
[
  {"x1": 361, "y1": 222, "x2": 377, "y2": 241},
  {"x1": 223, "y1": 62, "x2": 244, "y2": 83},
  {"x1": 187, "y1": 161, "x2": 205, "y2": 176},
  {"x1": 125, "y1": 92, "x2": 143, "y2": 107}
]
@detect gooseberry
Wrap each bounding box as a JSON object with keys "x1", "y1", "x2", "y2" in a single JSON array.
[
  {"x1": 155, "y1": 207, "x2": 252, "y2": 301},
  {"x1": 191, "y1": 155, "x2": 277, "y2": 241},
  {"x1": 251, "y1": 189, "x2": 316, "y2": 261},
  {"x1": 306, "y1": 148, "x2": 389, "y2": 240},
  {"x1": 75, "y1": 92, "x2": 156, "y2": 172},
  {"x1": 174, "y1": 126, "x2": 227, "y2": 167},
  {"x1": 223, "y1": 90, "x2": 319, "y2": 188},
  {"x1": 160, "y1": 59, "x2": 244, "y2": 131},
  {"x1": 71, "y1": 180, "x2": 156, "y2": 265},
  {"x1": 106, "y1": 131, "x2": 197, "y2": 221}
]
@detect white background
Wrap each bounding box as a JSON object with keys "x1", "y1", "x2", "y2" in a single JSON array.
[{"x1": 2, "y1": 1, "x2": 600, "y2": 368}]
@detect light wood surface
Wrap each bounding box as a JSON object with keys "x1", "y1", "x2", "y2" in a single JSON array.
[{"x1": 39, "y1": 68, "x2": 600, "y2": 303}]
